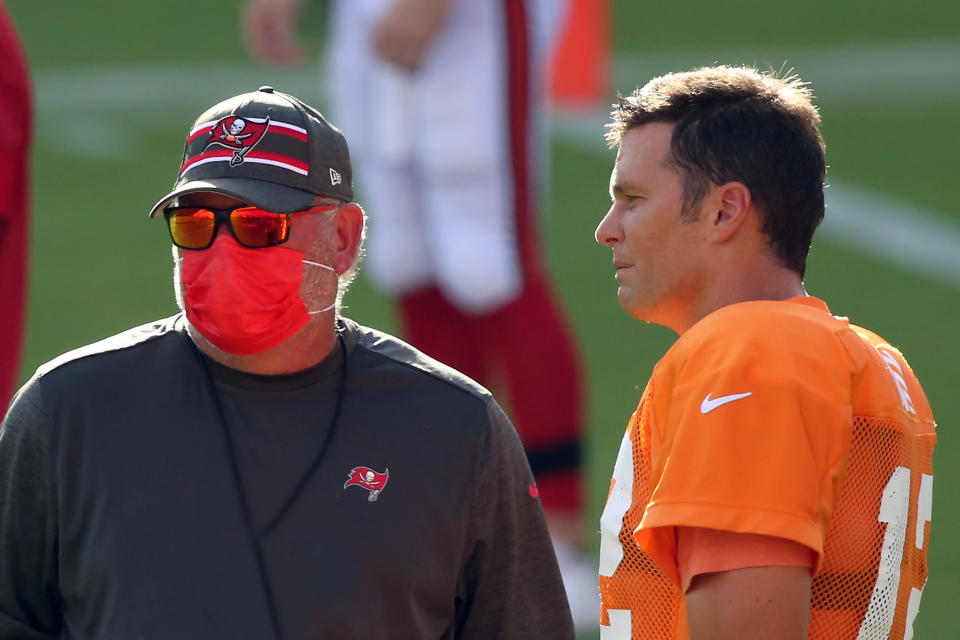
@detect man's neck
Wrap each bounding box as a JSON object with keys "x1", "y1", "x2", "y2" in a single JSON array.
[
  {"x1": 674, "y1": 268, "x2": 807, "y2": 335},
  {"x1": 187, "y1": 316, "x2": 340, "y2": 376}
]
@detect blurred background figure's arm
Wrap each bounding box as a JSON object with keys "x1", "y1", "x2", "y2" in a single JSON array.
[
  {"x1": 242, "y1": 0, "x2": 308, "y2": 67},
  {"x1": 242, "y1": 0, "x2": 452, "y2": 73},
  {"x1": 371, "y1": 0, "x2": 453, "y2": 72}
]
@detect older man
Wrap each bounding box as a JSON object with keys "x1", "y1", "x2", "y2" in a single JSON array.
[
  {"x1": 242, "y1": 8, "x2": 593, "y2": 619},
  {"x1": 0, "y1": 86, "x2": 574, "y2": 640}
]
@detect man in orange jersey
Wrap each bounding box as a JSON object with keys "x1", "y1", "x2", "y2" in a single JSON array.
[{"x1": 594, "y1": 66, "x2": 936, "y2": 639}]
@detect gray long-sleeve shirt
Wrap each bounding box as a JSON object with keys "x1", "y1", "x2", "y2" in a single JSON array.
[{"x1": 0, "y1": 315, "x2": 574, "y2": 639}]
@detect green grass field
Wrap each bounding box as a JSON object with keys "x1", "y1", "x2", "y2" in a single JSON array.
[{"x1": 8, "y1": 0, "x2": 959, "y2": 635}]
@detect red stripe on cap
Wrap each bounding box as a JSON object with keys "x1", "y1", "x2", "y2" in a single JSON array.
[
  {"x1": 185, "y1": 120, "x2": 308, "y2": 145},
  {"x1": 242, "y1": 151, "x2": 309, "y2": 172},
  {"x1": 268, "y1": 122, "x2": 309, "y2": 141},
  {"x1": 180, "y1": 149, "x2": 233, "y2": 174},
  {"x1": 180, "y1": 149, "x2": 309, "y2": 176},
  {"x1": 186, "y1": 122, "x2": 217, "y2": 145}
]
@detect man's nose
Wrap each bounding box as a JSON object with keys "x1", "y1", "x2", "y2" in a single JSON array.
[
  {"x1": 214, "y1": 219, "x2": 234, "y2": 240},
  {"x1": 595, "y1": 206, "x2": 620, "y2": 246}
]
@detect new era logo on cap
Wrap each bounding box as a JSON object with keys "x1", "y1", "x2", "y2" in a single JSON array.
[{"x1": 148, "y1": 86, "x2": 354, "y2": 218}]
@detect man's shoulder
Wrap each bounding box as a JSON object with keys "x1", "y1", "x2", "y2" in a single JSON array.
[
  {"x1": 682, "y1": 298, "x2": 916, "y2": 375},
  {"x1": 703, "y1": 296, "x2": 846, "y2": 332},
  {"x1": 35, "y1": 314, "x2": 186, "y2": 380},
  {"x1": 685, "y1": 297, "x2": 848, "y2": 349},
  {"x1": 662, "y1": 297, "x2": 852, "y2": 375},
  {"x1": 341, "y1": 318, "x2": 492, "y2": 402}
]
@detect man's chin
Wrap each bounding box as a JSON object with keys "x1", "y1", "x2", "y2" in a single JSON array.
[
  {"x1": 617, "y1": 289, "x2": 642, "y2": 316},
  {"x1": 617, "y1": 293, "x2": 658, "y2": 324}
]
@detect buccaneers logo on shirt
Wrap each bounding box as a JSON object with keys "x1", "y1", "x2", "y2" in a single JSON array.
[
  {"x1": 203, "y1": 115, "x2": 270, "y2": 166},
  {"x1": 344, "y1": 466, "x2": 389, "y2": 501}
]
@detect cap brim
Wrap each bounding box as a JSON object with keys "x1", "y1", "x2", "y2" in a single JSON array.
[{"x1": 147, "y1": 177, "x2": 316, "y2": 218}]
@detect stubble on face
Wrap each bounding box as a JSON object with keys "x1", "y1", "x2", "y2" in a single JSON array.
[
  {"x1": 296, "y1": 211, "x2": 341, "y2": 313},
  {"x1": 172, "y1": 245, "x2": 185, "y2": 312},
  {"x1": 604, "y1": 123, "x2": 708, "y2": 331}
]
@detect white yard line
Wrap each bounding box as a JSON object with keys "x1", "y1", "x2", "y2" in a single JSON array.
[
  {"x1": 31, "y1": 42, "x2": 960, "y2": 287},
  {"x1": 34, "y1": 62, "x2": 327, "y2": 114},
  {"x1": 818, "y1": 183, "x2": 960, "y2": 288},
  {"x1": 553, "y1": 111, "x2": 960, "y2": 290},
  {"x1": 32, "y1": 41, "x2": 960, "y2": 114},
  {"x1": 613, "y1": 41, "x2": 960, "y2": 109},
  {"x1": 551, "y1": 108, "x2": 960, "y2": 290}
]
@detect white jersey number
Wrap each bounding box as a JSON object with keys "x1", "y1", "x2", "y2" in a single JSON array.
[
  {"x1": 598, "y1": 431, "x2": 635, "y2": 639},
  {"x1": 856, "y1": 467, "x2": 933, "y2": 640},
  {"x1": 599, "y1": 442, "x2": 933, "y2": 640}
]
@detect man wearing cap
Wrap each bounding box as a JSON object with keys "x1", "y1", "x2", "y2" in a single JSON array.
[
  {"x1": 242, "y1": 7, "x2": 595, "y2": 623},
  {"x1": 0, "y1": 87, "x2": 575, "y2": 639}
]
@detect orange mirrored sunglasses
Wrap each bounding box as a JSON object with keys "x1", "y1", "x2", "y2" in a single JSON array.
[{"x1": 163, "y1": 203, "x2": 338, "y2": 249}]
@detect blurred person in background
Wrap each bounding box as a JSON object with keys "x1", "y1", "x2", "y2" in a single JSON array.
[
  {"x1": 595, "y1": 66, "x2": 936, "y2": 639},
  {"x1": 0, "y1": 0, "x2": 31, "y2": 411},
  {"x1": 0, "y1": 86, "x2": 574, "y2": 639},
  {"x1": 243, "y1": 0, "x2": 597, "y2": 625}
]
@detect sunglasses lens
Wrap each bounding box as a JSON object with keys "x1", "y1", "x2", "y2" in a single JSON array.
[
  {"x1": 230, "y1": 207, "x2": 289, "y2": 247},
  {"x1": 167, "y1": 208, "x2": 215, "y2": 249}
]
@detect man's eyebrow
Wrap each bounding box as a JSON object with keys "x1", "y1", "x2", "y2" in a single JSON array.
[{"x1": 609, "y1": 181, "x2": 642, "y2": 198}]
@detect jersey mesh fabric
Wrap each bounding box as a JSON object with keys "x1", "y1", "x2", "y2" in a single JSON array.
[
  {"x1": 808, "y1": 414, "x2": 934, "y2": 638},
  {"x1": 598, "y1": 297, "x2": 936, "y2": 639},
  {"x1": 598, "y1": 381, "x2": 684, "y2": 638}
]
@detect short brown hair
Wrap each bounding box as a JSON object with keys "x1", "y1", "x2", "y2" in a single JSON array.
[{"x1": 608, "y1": 66, "x2": 826, "y2": 276}]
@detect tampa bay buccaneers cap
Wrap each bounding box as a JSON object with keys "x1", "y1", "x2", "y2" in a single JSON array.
[{"x1": 148, "y1": 86, "x2": 353, "y2": 217}]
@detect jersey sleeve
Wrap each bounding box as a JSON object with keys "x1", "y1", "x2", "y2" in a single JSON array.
[
  {"x1": 454, "y1": 399, "x2": 575, "y2": 639},
  {"x1": 676, "y1": 526, "x2": 816, "y2": 592},
  {"x1": 0, "y1": 379, "x2": 61, "y2": 638},
  {"x1": 639, "y1": 311, "x2": 854, "y2": 567}
]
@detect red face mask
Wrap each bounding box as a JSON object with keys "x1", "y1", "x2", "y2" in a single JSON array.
[{"x1": 180, "y1": 235, "x2": 334, "y2": 355}]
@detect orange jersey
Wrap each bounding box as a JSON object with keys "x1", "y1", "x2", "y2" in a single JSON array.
[{"x1": 598, "y1": 297, "x2": 936, "y2": 639}]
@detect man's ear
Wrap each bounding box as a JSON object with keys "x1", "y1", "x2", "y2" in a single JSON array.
[
  {"x1": 706, "y1": 181, "x2": 752, "y2": 243},
  {"x1": 333, "y1": 203, "x2": 365, "y2": 274}
]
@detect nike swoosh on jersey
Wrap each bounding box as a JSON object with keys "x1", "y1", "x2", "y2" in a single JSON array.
[{"x1": 700, "y1": 391, "x2": 753, "y2": 414}]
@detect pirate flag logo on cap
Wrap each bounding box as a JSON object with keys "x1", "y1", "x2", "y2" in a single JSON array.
[{"x1": 203, "y1": 115, "x2": 271, "y2": 167}]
